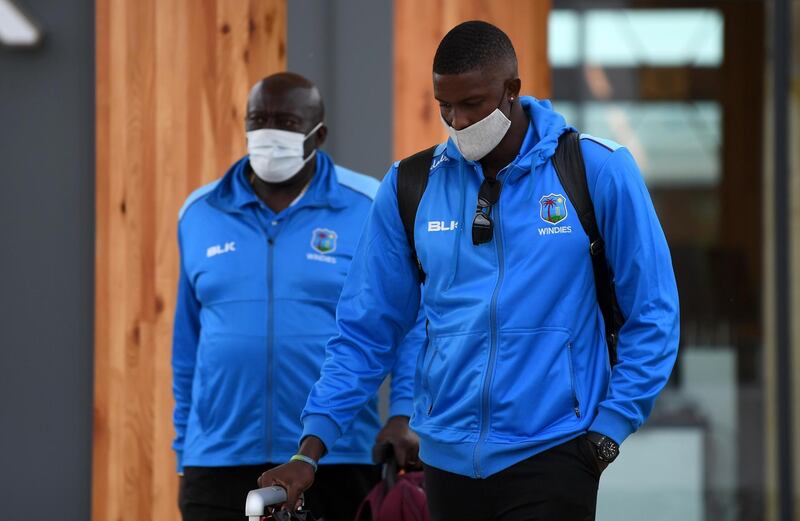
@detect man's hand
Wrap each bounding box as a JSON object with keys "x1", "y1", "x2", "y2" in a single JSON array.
[
  {"x1": 257, "y1": 436, "x2": 325, "y2": 511},
  {"x1": 256, "y1": 461, "x2": 315, "y2": 512},
  {"x1": 372, "y1": 415, "x2": 421, "y2": 470}
]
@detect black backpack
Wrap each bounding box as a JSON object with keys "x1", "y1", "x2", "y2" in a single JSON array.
[{"x1": 396, "y1": 131, "x2": 624, "y2": 366}]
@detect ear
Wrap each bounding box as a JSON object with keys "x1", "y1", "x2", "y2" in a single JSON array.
[
  {"x1": 315, "y1": 124, "x2": 328, "y2": 147},
  {"x1": 506, "y1": 78, "x2": 521, "y2": 101}
]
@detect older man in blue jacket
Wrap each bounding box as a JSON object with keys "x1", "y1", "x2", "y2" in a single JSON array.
[
  {"x1": 259, "y1": 22, "x2": 680, "y2": 521},
  {"x1": 172, "y1": 72, "x2": 424, "y2": 521}
]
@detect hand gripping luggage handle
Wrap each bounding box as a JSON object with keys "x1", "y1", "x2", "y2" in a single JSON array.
[
  {"x1": 245, "y1": 485, "x2": 288, "y2": 520},
  {"x1": 373, "y1": 442, "x2": 399, "y2": 490}
]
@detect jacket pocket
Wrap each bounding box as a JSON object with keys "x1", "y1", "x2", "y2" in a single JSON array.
[
  {"x1": 421, "y1": 344, "x2": 439, "y2": 415},
  {"x1": 489, "y1": 327, "x2": 578, "y2": 438},
  {"x1": 193, "y1": 334, "x2": 265, "y2": 435},
  {"x1": 567, "y1": 341, "x2": 582, "y2": 418},
  {"x1": 415, "y1": 331, "x2": 488, "y2": 433}
]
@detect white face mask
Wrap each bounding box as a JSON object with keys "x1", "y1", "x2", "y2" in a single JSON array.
[
  {"x1": 246, "y1": 122, "x2": 323, "y2": 183},
  {"x1": 442, "y1": 102, "x2": 511, "y2": 161}
]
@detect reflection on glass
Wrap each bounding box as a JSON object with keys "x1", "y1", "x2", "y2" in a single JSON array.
[
  {"x1": 550, "y1": 4, "x2": 765, "y2": 521},
  {"x1": 554, "y1": 101, "x2": 721, "y2": 187},
  {"x1": 549, "y1": 9, "x2": 724, "y2": 67}
]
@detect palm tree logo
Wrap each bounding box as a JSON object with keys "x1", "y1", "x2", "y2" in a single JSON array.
[
  {"x1": 311, "y1": 228, "x2": 338, "y2": 254},
  {"x1": 539, "y1": 194, "x2": 568, "y2": 224}
]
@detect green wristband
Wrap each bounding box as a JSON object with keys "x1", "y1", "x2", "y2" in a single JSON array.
[{"x1": 290, "y1": 454, "x2": 318, "y2": 473}]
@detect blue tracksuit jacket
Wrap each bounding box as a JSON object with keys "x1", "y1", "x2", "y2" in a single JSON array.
[
  {"x1": 172, "y1": 151, "x2": 422, "y2": 472},
  {"x1": 301, "y1": 97, "x2": 680, "y2": 478}
]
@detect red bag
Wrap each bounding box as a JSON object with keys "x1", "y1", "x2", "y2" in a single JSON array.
[
  {"x1": 354, "y1": 443, "x2": 429, "y2": 521},
  {"x1": 354, "y1": 470, "x2": 428, "y2": 521}
]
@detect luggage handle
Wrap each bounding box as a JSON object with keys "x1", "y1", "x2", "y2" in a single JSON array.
[
  {"x1": 245, "y1": 485, "x2": 288, "y2": 520},
  {"x1": 373, "y1": 442, "x2": 399, "y2": 490}
]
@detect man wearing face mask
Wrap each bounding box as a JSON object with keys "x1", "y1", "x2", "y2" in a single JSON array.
[
  {"x1": 258, "y1": 22, "x2": 679, "y2": 521},
  {"x1": 172, "y1": 72, "x2": 424, "y2": 521}
]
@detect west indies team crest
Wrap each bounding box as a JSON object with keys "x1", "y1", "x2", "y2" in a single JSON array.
[
  {"x1": 539, "y1": 194, "x2": 568, "y2": 225},
  {"x1": 311, "y1": 228, "x2": 338, "y2": 254}
]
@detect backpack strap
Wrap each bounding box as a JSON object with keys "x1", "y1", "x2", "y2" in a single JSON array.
[
  {"x1": 397, "y1": 145, "x2": 437, "y2": 283},
  {"x1": 552, "y1": 131, "x2": 623, "y2": 367}
]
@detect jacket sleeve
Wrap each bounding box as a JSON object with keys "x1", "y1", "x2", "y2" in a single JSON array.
[
  {"x1": 588, "y1": 147, "x2": 680, "y2": 445},
  {"x1": 172, "y1": 227, "x2": 201, "y2": 472},
  {"x1": 301, "y1": 166, "x2": 422, "y2": 452},
  {"x1": 388, "y1": 308, "x2": 427, "y2": 418}
]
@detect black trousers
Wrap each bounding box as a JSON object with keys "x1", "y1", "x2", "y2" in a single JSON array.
[
  {"x1": 424, "y1": 436, "x2": 601, "y2": 521},
  {"x1": 179, "y1": 463, "x2": 380, "y2": 521}
]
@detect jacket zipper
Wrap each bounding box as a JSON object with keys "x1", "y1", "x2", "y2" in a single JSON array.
[
  {"x1": 266, "y1": 237, "x2": 275, "y2": 457},
  {"x1": 473, "y1": 185, "x2": 504, "y2": 478},
  {"x1": 567, "y1": 341, "x2": 581, "y2": 418}
]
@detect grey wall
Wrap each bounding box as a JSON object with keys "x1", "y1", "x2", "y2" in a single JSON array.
[
  {"x1": 0, "y1": 1, "x2": 95, "y2": 520},
  {"x1": 288, "y1": 0, "x2": 394, "y2": 179},
  {"x1": 288, "y1": 0, "x2": 395, "y2": 420}
]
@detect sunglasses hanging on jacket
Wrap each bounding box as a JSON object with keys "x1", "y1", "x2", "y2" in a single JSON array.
[{"x1": 472, "y1": 178, "x2": 502, "y2": 245}]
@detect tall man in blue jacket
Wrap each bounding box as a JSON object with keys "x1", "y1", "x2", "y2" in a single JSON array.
[
  {"x1": 172, "y1": 72, "x2": 423, "y2": 521},
  {"x1": 258, "y1": 21, "x2": 680, "y2": 521}
]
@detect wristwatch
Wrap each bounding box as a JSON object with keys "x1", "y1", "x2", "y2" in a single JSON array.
[{"x1": 585, "y1": 431, "x2": 619, "y2": 463}]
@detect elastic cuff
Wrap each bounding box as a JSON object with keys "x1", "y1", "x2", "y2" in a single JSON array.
[
  {"x1": 175, "y1": 452, "x2": 184, "y2": 474},
  {"x1": 388, "y1": 398, "x2": 414, "y2": 419},
  {"x1": 589, "y1": 407, "x2": 636, "y2": 445},
  {"x1": 301, "y1": 414, "x2": 342, "y2": 455}
]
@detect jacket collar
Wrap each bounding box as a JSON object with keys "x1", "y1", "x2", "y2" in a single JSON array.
[{"x1": 206, "y1": 150, "x2": 346, "y2": 214}]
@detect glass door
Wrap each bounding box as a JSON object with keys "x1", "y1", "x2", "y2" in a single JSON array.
[{"x1": 549, "y1": 2, "x2": 766, "y2": 519}]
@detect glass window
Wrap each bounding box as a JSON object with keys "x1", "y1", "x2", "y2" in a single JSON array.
[
  {"x1": 550, "y1": 3, "x2": 766, "y2": 520},
  {"x1": 549, "y1": 9, "x2": 724, "y2": 67},
  {"x1": 554, "y1": 101, "x2": 721, "y2": 187}
]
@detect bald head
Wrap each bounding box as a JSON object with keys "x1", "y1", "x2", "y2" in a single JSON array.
[{"x1": 245, "y1": 72, "x2": 325, "y2": 134}]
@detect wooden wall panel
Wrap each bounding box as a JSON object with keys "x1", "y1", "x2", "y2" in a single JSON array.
[
  {"x1": 394, "y1": 0, "x2": 551, "y2": 159},
  {"x1": 93, "y1": 1, "x2": 286, "y2": 520}
]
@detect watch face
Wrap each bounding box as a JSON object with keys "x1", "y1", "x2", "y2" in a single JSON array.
[{"x1": 598, "y1": 439, "x2": 619, "y2": 462}]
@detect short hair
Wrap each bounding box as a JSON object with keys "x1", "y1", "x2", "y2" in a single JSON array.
[{"x1": 433, "y1": 21, "x2": 518, "y2": 75}]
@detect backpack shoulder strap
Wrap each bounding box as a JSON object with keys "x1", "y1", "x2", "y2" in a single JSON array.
[
  {"x1": 397, "y1": 145, "x2": 437, "y2": 283},
  {"x1": 552, "y1": 132, "x2": 600, "y2": 247},
  {"x1": 552, "y1": 131, "x2": 622, "y2": 366}
]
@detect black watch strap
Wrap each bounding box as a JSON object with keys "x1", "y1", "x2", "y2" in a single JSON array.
[
  {"x1": 585, "y1": 431, "x2": 620, "y2": 462},
  {"x1": 585, "y1": 431, "x2": 607, "y2": 445}
]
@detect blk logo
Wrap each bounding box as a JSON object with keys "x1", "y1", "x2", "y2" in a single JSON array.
[
  {"x1": 428, "y1": 221, "x2": 459, "y2": 232},
  {"x1": 207, "y1": 242, "x2": 236, "y2": 258}
]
